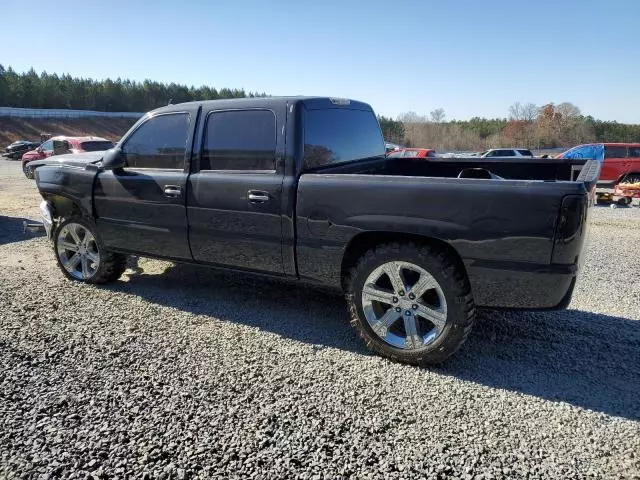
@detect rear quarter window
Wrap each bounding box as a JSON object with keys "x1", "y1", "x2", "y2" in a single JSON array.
[
  {"x1": 628, "y1": 147, "x2": 640, "y2": 157},
  {"x1": 304, "y1": 108, "x2": 384, "y2": 170}
]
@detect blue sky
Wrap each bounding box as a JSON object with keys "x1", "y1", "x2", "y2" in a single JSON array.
[{"x1": 2, "y1": 0, "x2": 639, "y2": 122}]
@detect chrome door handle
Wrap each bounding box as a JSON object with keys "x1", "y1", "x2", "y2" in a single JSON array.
[
  {"x1": 248, "y1": 190, "x2": 270, "y2": 203},
  {"x1": 164, "y1": 185, "x2": 182, "y2": 197}
]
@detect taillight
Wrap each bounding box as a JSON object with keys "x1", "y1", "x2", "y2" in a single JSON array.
[{"x1": 551, "y1": 195, "x2": 588, "y2": 264}]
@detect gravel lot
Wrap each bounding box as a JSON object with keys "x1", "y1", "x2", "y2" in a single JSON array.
[{"x1": 1, "y1": 157, "x2": 639, "y2": 479}]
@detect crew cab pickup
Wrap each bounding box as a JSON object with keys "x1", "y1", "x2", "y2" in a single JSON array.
[{"x1": 33, "y1": 97, "x2": 599, "y2": 365}]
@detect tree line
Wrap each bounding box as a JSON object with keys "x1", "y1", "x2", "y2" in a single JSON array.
[
  {"x1": 1, "y1": 66, "x2": 638, "y2": 151},
  {"x1": 0, "y1": 65, "x2": 265, "y2": 112},
  {"x1": 380, "y1": 103, "x2": 640, "y2": 151}
]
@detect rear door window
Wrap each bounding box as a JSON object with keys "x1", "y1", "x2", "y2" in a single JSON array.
[
  {"x1": 604, "y1": 146, "x2": 628, "y2": 159},
  {"x1": 201, "y1": 109, "x2": 276, "y2": 171},
  {"x1": 122, "y1": 113, "x2": 190, "y2": 169},
  {"x1": 304, "y1": 108, "x2": 384, "y2": 170},
  {"x1": 517, "y1": 149, "x2": 533, "y2": 156}
]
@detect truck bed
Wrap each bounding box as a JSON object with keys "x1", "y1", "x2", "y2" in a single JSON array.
[
  {"x1": 314, "y1": 156, "x2": 589, "y2": 183},
  {"x1": 295, "y1": 158, "x2": 599, "y2": 308}
]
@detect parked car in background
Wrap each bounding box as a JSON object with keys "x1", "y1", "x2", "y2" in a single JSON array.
[
  {"x1": 4, "y1": 140, "x2": 40, "y2": 160},
  {"x1": 385, "y1": 142, "x2": 403, "y2": 154},
  {"x1": 558, "y1": 143, "x2": 640, "y2": 187},
  {"x1": 387, "y1": 148, "x2": 437, "y2": 159},
  {"x1": 22, "y1": 136, "x2": 114, "y2": 179},
  {"x1": 479, "y1": 148, "x2": 534, "y2": 158}
]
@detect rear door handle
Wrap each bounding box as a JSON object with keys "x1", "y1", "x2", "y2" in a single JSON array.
[
  {"x1": 248, "y1": 190, "x2": 270, "y2": 203},
  {"x1": 164, "y1": 185, "x2": 182, "y2": 197}
]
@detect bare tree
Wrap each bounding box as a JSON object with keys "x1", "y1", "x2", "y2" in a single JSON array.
[
  {"x1": 509, "y1": 102, "x2": 538, "y2": 122},
  {"x1": 397, "y1": 111, "x2": 427, "y2": 123},
  {"x1": 556, "y1": 102, "x2": 581, "y2": 118},
  {"x1": 429, "y1": 108, "x2": 446, "y2": 123}
]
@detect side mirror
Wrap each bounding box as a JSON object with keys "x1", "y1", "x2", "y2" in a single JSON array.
[{"x1": 101, "y1": 147, "x2": 126, "y2": 170}]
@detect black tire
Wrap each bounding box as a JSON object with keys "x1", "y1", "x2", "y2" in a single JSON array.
[
  {"x1": 345, "y1": 242, "x2": 475, "y2": 366},
  {"x1": 23, "y1": 163, "x2": 35, "y2": 179},
  {"x1": 53, "y1": 216, "x2": 127, "y2": 284}
]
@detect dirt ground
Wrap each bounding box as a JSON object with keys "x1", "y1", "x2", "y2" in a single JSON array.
[{"x1": 0, "y1": 116, "x2": 137, "y2": 145}]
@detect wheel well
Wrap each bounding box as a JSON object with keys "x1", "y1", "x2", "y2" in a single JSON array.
[
  {"x1": 340, "y1": 231, "x2": 468, "y2": 291},
  {"x1": 619, "y1": 172, "x2": 640, "y2": 184},
  {"x1": 45, "y1": 194, "x2": 84, "y2": 219}
]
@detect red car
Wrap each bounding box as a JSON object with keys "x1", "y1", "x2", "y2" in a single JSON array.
[
  {"x1": 559, "y1": 143, "x2": 640, "y2": 187},
  {"x1": 22, "y1": 136, "x2": 114, "y2": 179},
  {"x1": 387, "y1": 148, "x2": 437, "y2": 159},
  {"x1": 599, "y1": 143, "x2": 640, "y2": 186}
]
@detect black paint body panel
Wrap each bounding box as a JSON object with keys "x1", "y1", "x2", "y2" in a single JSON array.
[
  {"x1": 294, "y1": 172, "x2": 591, "y2": 308},
  {"x1": 94, "y1": 169, "x2": 191, "y2": 259},
  {"x1": 34, "y1": 97, "x2": 599, "y2": 311}
]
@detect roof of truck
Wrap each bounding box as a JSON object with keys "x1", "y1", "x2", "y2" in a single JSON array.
[{"x1": 149, "y1": 96, "x2": 373, "y2": 115}]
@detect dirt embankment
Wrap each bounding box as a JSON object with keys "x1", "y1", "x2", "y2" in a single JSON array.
[{"x1": 0, "y1": 117, "x2": 138, "y2": 145}]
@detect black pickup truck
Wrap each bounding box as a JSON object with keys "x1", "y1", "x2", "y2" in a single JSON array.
[{"x1": 33, "y1": 97, "x2": 599, "y2": 365}]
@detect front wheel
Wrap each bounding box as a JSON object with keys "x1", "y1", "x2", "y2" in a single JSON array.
[
  {"x1": 23, "y1": 163, "x2": 35, "y2": 179},
  {"x1": 346, "y1": 242, "x2": 475, "y2": 365},
  {"x1": 53, "y1": 217, "x2": 127, "y2": 284}
]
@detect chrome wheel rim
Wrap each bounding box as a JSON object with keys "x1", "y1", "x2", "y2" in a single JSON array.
[
  {"x1": 56, "y1": 223, "x2": 100, "y2": 280},
  {"x1": 361, "y1": 261, "x2": 448, "y2": 350}
]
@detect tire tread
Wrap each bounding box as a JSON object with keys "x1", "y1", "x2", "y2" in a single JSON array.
[{"x1": 345, "y1": 241, "x2": 475, "y2": 366}]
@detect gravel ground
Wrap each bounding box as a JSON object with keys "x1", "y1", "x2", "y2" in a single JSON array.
[{"x1": 1, "y1": 157, "x2": 639, "y2": 479}]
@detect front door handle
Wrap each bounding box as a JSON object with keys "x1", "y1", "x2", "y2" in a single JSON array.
[
  {"x1": 164, "y1": 185, "x2": 182, "y2": 197},
  {"x1": 248, "y1": 190, "x2": 270, "y2": 203}
]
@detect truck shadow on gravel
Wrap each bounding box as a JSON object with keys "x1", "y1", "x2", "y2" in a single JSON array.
[
  {"x1": 112, "y1": 261, "x2": 640, "y2": 421},
  {"x1": 0, "y1": 215, "x2": 45, "y2": 246}
]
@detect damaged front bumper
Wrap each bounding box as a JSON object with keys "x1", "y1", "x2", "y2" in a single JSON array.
[{"x1": 39, "y1": 200, "x2": 54, "y2": 240}]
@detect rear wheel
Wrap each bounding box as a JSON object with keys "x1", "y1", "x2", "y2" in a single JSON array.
[
  {"x1": 620, "y1": 173, "x2": 640, "y2": 185},
  {"x1": 53, "y1": 217, "x2": 127, "y2": 284},
  {"x1": 346, "y1": 242, "x2": 475, "y2": 365}
]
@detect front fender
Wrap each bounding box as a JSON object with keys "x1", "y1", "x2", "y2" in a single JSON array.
[{"x1": 36, "y1": 165, "x2": 97, "y2": 218}]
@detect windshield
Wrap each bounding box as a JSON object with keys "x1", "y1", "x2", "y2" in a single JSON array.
[{"x1": 81, "y1": 141, "x2": 115, "y2": 152}]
